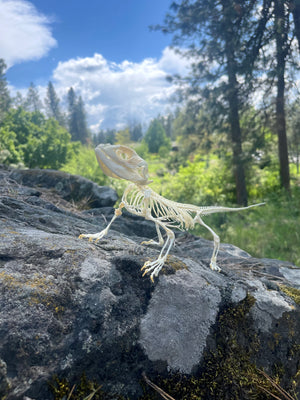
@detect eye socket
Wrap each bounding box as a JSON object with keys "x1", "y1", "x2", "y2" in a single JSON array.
[{"x1": 116, "y1": 149, "x2": 130, "y2": 160}]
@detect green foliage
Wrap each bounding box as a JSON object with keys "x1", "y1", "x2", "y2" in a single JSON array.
[
  {"x1": 143, "y1": 119, "x2": 171, "y2": 154},
  {"x1": 0, "y1": 107, "x2": 77, "y2": 169},
  {"x1": 280, "y1": 285, "x2": 300, "y2": 305},
  {"x1": 0, "y1": 126, "x2": 21, "y2": 165},
  {"x1": 62, "y1": 145, "x2": 108, "y2": 186},
  {"x1": 143, "y1": 150, "x2": 300, "y2": 266},
  {"x1": 93, "y1": 129, "x2": 117, "y2": 146},
  {"x1": 287, "y1": 100, "x2": 300, "y2": 174},
  {"x1": 45, "y1": 81, "x2": 64, "y2": 125},
  {"x1": 62, "y1": 144, "x2": 128, "y2": 197},
  {"x1": 25, "y1": 82, "x2": 42, "y2": 112},
  {"x1": 130, "y1": 122, "x2": 143, "y2": 142},
  {"x1": 0, "y1": 59, "x2": 11, "y2": 121},
  {"x1": 135, "y1": 141, "x2": 149, "y2": 159},
  {"x1": 24, "y1": 118, "x2": 77, "y2": 169},
  {"x1": 49, "y1": 373, "x2": 126, "y2": 400},
  {"x1": 217, "y1": 187, "x2": 300, "y2": 266},
  {"x1": 67, "y1": 87, "x2": 89, "y2": 144},
  {"x1": 116, "y1": 127, "x2": 131, "y2": 145},
  {"x1": 152, "y1": 155, "x2": 235, "y2": 205}
]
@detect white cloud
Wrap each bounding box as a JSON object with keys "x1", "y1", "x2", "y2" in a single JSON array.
[
  {"x1": 158, "y1": 47, "x2": 191, "y2": 75},
  {"x1": 52, "y1": 48, "x2": 191, "y2": 131},
  {"x1": 0, "y1": 0, "x2": 57, "y2": 67}
]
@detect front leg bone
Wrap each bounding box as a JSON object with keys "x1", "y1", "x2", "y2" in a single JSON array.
[{"x1": 79, "y1": 202, "x2": 124, "y2": 243}]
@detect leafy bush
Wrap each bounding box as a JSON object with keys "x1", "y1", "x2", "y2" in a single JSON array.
[
  {"x1": 62, "y1": 145, "x2": 107, "y2": 185},
  {"x1": 0, "y1": 126, "x2": 22, "y2": 165},
  {"x1": 135, "y1": 141, "x2": 149, "y2": 159},
  {"x1": 0, "y1": 107, "x2": 77, "y2": 169},
  {"x1": 152, "y1": 155, "x2": 235, "y2": 205}
]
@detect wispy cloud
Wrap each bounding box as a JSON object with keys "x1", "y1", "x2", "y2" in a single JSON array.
[
  {"x1": 0, "y1": 0, "x2": 57, "y2": 67},
  {"x1": 52, "y1": 48, "x2": 191, "y2": 130}
]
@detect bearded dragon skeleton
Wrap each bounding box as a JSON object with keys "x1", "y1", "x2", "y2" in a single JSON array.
[{"x1": 79, "y1": 144, "x2": 264, "y2": 281}]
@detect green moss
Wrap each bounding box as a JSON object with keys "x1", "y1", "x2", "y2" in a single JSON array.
[
  {"x1": 163, "y1": 255, "x2": 189, "y2": 273},
  {"x1": 49, "y1": 374, "x2": 127, "y2": 400},
  {"x1": 280, "y1": 285, "x2": 300, "y2": 305},
  {"x1": 0, "y1": 271, "x2": 65, "y2": 315}
]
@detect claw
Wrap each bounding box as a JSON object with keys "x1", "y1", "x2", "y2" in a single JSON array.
[
  {"x1": 78, "y1": 229, "x2": 108, "y2": 243},
  {"x1": 210, "y1": 260, "x2": 221, "y2": 272},
  {"x1": 141, "y1": 239, "x2": 159, "y2": 246},
  {"x1": 141, "y1": 261, "x2": 151, "y2": 271}
]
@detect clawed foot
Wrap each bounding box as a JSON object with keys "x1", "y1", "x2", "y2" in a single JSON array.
[
  {"x1": 141, "y1": 258, "x2": 166, "y2": 282},
  {"x1": 141, "y1": 239, "x2": 162, "y2": 246},
  {"x1": 78, "y1": 229, "x2": 107, "y2": 243},
  {"x1": 210, "y1": 260, "x2": 221, "y2": 272}
]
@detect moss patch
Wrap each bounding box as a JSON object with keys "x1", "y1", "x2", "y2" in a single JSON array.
[
  {"x1": 49, "y1": 374, "x2": 127, "y2": 400},
  {"x1": 0, "y1": 271, "x2": 65, "y2": 315},
  {"x1": 280, "y1": 285, "x2": 300, "y2": 305}
]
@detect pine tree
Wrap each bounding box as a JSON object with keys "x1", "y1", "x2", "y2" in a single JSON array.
[
  {"x1": 67, "y1": 87, "x2": 89, "y2": 144},
  {"x1": 13, "y1": 92, "x2": 25, "y2": 108},
  {"x1": 24, "y1": 82, "x2": 42, "y2": 112},
  {"x1": 67, "y1": 87, "x2": 78, "y2": 141},
  {"x1": 0, "y1": 59, "x2": 11, "y2": 121},
  {"x1": 76, "y1": 96, "x2": 89, "y2": 144},
  {"x1": 130, "y1": 122, "x2": 143, "y2": 142},
  {"x1": 144, "y1": 119, "x2": 170, "y2": 153},
  {"x1": 157, "y1": 0, "x2": 271, "y2": 205},
  {"x1": 45, "y1": 81, "x2": 64, "y2": 125}
]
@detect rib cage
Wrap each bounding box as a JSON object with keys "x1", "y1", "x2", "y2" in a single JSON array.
[{"x1": 122, "y1": 184, "x2": 195, "y2": 230}]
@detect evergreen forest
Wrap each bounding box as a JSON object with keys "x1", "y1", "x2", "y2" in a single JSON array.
[{"x1": 1, "y1": 0, "x2": 300, "y2": 267}]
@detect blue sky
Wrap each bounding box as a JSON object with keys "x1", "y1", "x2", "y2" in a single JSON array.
[{"x1": 0, "y1": 0, "x2": 191, "y2": 130}]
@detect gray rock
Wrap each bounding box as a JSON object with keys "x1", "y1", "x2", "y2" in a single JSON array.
[
  {"x1": 0, "y1": 165, "x2": 300, "y2": 399},
  {"x1": 139, "y1": 269, "x2": 221, "y2": 373},
  {"x1": 9, "y1": 168, "x2": 118, "y2": 208},
  {"x1": 0, "y1": 359, "x2": 10, "y2": 399}
]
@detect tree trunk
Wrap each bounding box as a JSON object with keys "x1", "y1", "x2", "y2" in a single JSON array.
[
  {"x1": 275, "y1": 0, "x2": 290, "y2": 192},
  {"x1": 226, "y1": 60, "x2": 248, "y2": 206},
  {"x1": 222, "y1": 0, "x2": 248, "y2": 206},
  {"x1": 290, "y1": 0, "x2": 300, "y2": 50}
]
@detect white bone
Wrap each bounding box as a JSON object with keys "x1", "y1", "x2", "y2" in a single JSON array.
[
  {"x1": 79, "y1": 144, "x2": 265, "y2": 281},
  {"x1": 95, "y1": 144, "x2": 152, "y2": 185}
]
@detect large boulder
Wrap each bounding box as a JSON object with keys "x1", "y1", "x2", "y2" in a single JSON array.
[
  {"x1": 0, "y1": 165, "x2": 300, "y2": 399},
  {"x1": 9, "y1": 168, "x2": 118, "y2": 208}
]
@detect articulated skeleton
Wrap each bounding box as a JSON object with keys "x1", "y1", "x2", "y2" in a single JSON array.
[{"x1": 79, "y1": 144, "x2": 264, "y2": 281}]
